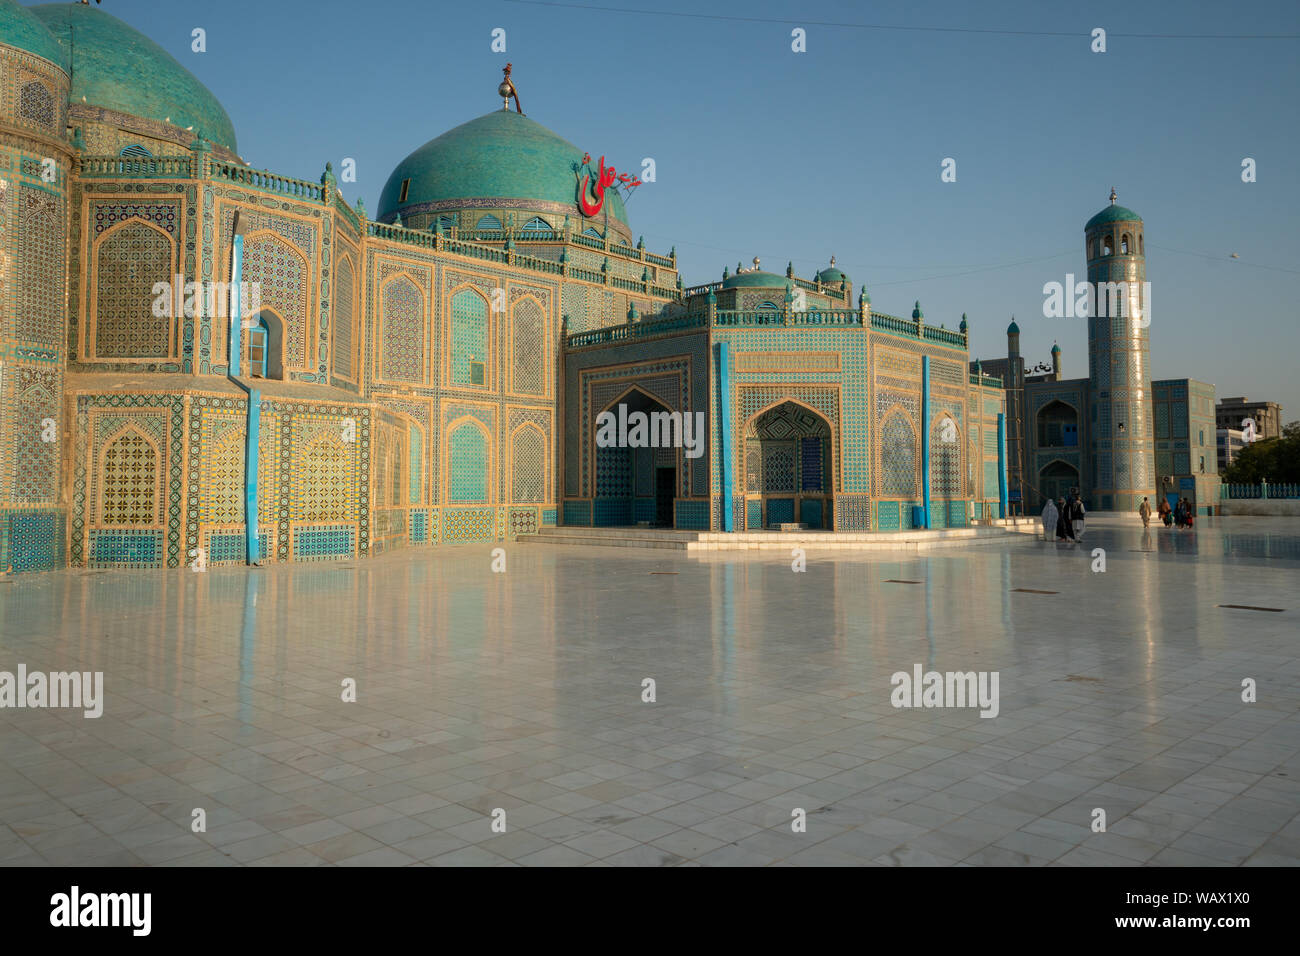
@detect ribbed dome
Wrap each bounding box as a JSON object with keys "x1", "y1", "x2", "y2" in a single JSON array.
[
  {"x1": 0, "y1": 0, "x2": 65, "y2": 69},
  {"x1": 32, "y1": 3, "x2": 236, "y2": 152},
  {"x1": 1086, "y1": 203, "x2": 1141, "y2": 230},
  {"x1": 379, "y1": 109, "x2": 629, "y2": 226}
]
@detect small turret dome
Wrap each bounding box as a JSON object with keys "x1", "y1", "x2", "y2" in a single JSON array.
[{"x1": 1007, "y1": 318, "x2": 1020, "y2": 334}]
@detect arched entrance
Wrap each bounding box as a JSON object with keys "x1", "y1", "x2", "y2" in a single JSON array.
[
  {"x1": 244, "y1": 310, "x2": 284, "y2": 380},
  {"x1": 1039, "y1": 460, "x2": 1079, "y2": 509},
  {"x1": 593, "y1": 387, "x2": 680, "y2": 527},
  {"x1": 743, "y1": 400, "x2": 833, "y2": 529}
]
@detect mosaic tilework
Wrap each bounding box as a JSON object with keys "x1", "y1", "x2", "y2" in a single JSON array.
[
  {"x1": 542, "y1": 508, "x2": 557, "y2": 525},
  {"x1": 3, "y1": 511, "x2": 63, "y2": 573},
  {"x1": 380, "y1": 275, "x2": 424, "y2": 383},
  {"x1": 443, "y1": 507, "x2": 495, "y2": 542},
  {"x1": 91, "y1": 201, "x2": 179, "y2": 239},
  {"x1": 512, "y1": 297, "x2": 545, "y2": 394},
  {"x1": 931, "y1": 417, "x2": 962, "y2": 498},
  {"x1": 594, "y1": 498, "x2": 632, "y2": 526},
  {"x1": 876, "y1": 499, "x2": 900, "y2": 530},
  {"x1": 205, "y1": 530, "x2": 270, "y2": 564},
  {"x1": 18, "y1": 80, "x2": 54, "y2": 128},
  {"x1": 333, "y1": 256, "x2": 355, "y2": 380},
  {"x1": 835, "y1": 495, "x2": 870, "y2": 531},
  {"x1": 292, "y1": 524, "x2": 355, "y2": 561},
  {"x1": 243, "y1": 233, "x2": 310, "y2": 369},
  {"x1": 512, "y1": 425, "x2": 545, "y2": 502},
  {"x1": 761, "y1": 443, "x2": 795, "y2": 493},
  {"x1": 766, "y1": 498, "x2": 794, "y2": 525},
  {"x1": 595, "y1": 445, "x2": 631, "y2": 498},
  {"x1": 100, "y1": 429, "x2": 159, "y2": 525},
  {"x1": 18, "y1": 186, "x2": 64, "y2": 347},
  {"x1": 880, "y1": 413, "x2": 918, "y2": 497},
  {"x1": 198, "y1": 414, "x2": 243, "y2": 523},
  {"x1": 291, "y1": 418, "x2": 359, "y2": 522},
  {"x1": 448, "y1": 421, "x2": 489, "y2": 503},
  {"x1": 563, "y1": 499, "x2": 592, "y2": 526},
  {"x1": 746, "y1": 498, "x2": 762, "y2": 530},
  {"x1": 451, "y1": 288, "x2": 489, "y2": 386},
  {"x1": 94, "y1": 221, "x2": 173, "y2": 358},
  {"x1": 88, "y1": 528, "x2": 163, "y2": 568},
  {"x1": 11, "y1": 368, "x2": 58, "y2": 503},
  {"x1": 509, "y1": 507, "x2": 539, "y2": 536},
  {"x1": 676, "y1": 499, "x2": 709, "y2": 529},
  {"x1": 410, "y1": 510, "x2": 429, "y2": 542},
  {"x1": 800, "y1": 437, "x2": 824, "y2": 492}
]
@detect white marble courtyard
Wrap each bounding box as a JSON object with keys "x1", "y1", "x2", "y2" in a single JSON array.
[{"x1": 0, "y1": 514, "x2": 1295, "y2": 866}]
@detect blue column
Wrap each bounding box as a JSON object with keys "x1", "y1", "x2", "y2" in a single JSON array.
[
  {"x1": 244, "y1": 389, "x2": 261, "y2": 564},
  {"x1": 921, "y1": 355, "x2": 931, "y2": 528},
  {"x1": 718, "y1": 342, "x2": 734, "y2": 532},
  {"x1": 229, "y1": 234, "x2": 243, "y2": 376},
  {"x1": 997, "y1": 412, "x2": 1008, "y2": 519}
]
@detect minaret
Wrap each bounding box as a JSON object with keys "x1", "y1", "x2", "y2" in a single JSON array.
[
  {"x1": 1006, "y1": 317, "x2": 1020, "y2": 360},
  {"x1": 1084, "y1": 188, "x2": 1155, "y2": 511},
  {"x1": 1051, "y1": 342, "x2": 1061, "y2": 380}
]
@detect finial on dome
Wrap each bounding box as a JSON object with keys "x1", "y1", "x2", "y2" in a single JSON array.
[
  {"x1": 498, "y1": 63, "x2": 524, "y2": 114},
  {"x1": 1109, "y1": 186, "x2": 1117, "y2": 205},
  {"x1": 912, "y1": 300, "x2": 923, "y2": 320},
  {"x1": 752, "y1": 255, "x2": 761, "y2": 272},
  {"x1": 829, "y1": 255, "x2": 836, "y2": 267}
]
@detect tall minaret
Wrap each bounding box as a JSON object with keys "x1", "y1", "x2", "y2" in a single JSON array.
[{"x1": 1084, "y1": 189, "x2": 1155, "y2": 511}]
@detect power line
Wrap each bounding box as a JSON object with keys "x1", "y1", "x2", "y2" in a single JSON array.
[
  {"x1": 502, "y1": 1, "x2": 1300, "y2": 40},
  {"x1": 1147, "y1": 243, "x2": 1300, "y2": 275}
]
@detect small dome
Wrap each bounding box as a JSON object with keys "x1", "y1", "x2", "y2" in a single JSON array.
[
  {"x1": 32, "y1": 3, "x2": 237, "y2": 152},
  {"x1": 1086, "y1": 203, "x2": 1142, "y2": 230},
  {"x1": 379, "y1": 109, "x2": 628, "y2": 228},
  {"x1": 816, "y1": 262, "x2": 848, "y2": 285},
  {"x1": 1007, "y1": 319, "x2": 1020, "y2": 334},
  {"x1": 0, "y1": 0, "x2": 66, "y2": 69},
  {"x1": 721, "y1": 270, "x2": 787, "y2": 289},
  {"x1": 1051, "y1": 342, "x2": 1061, "y2": 353}
]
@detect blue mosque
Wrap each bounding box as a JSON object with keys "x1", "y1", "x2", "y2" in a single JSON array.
[{"x1": 0, "y1": 1, "x2": 1214, "y2": 574}]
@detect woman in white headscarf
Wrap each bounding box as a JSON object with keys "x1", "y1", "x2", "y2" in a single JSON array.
[{"x1": 1041, "y1": 498, "x2": 1058, "y2": 541}]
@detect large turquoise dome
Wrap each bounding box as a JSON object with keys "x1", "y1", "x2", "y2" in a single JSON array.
[
  {"x1": 31, "y1": 2, "x2": 236, "y2": 152},
  {"x1": 0, "y1": 0, "x2": 66, "y2": 69},
  {"x1": 378, "y1": 109, "x2": 628, "y2": 228},
  {"x1": 721, "y1": 270, "x2": 788, "y2": 289}
]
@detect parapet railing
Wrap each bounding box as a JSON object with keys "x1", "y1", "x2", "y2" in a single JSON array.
[
  {"x1": 566, "y1": 312, "x2": 709, "y2": 348},
  {"x1": 209, "y1": 161, "x2": 326, "y2": 201},
  {"x1": 970, "y1": 373, "x2": 1005, "y2": 387},
  {"x1": 712, "y1": 309, "x2": 862, "y2": 327},
  {"x1": 1221, "y1": 482, "x2": 1300, "y2": 499},
  {"x1": 870, "y1": 311, "x2": 968, "y2": 348},
  {"x1": 79, "y1": 155, "x2": 193, "y2": 178}
]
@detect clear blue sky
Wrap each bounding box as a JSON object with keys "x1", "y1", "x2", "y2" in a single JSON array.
[{"x1": 76, "y1": 0, "x2": 1300, "y2": 418}]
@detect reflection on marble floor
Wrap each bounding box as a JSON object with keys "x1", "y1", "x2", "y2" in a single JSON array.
[{"x1": 0, "y1": 515, "x2": 1296, "y2": 866}]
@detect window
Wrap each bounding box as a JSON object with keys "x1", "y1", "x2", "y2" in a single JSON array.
[
  {"x1": 521, "y1": 216, "x2": 551, "y2": 233},
  {"x1": 120, "y1": 144, "x2": 153, "y2": 159},
  {"x1": 398, "y1": 178, "x2": 410, "y2": 203},
  {"x1": 475, "y1": 214, "x2": 502, "y2": 231},
  {"x1": 581, "y1": 227, "x2": 602, "y2": 239},
  {"x1": 1121, "y1": 234, "x2": 1130, "y2": 254}
]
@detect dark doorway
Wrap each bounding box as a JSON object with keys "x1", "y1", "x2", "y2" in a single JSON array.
[{"x1": 655, "y1": 468, "x2": 675, "y2": 527}]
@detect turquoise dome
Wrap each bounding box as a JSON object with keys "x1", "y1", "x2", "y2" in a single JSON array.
[
  {"x1": 1007, "y1": 319, "x2": 1020, "y2": 334},
  {"x1": 721, "y1": 270, "x2": 787, "y2": 289},
  {"x1": 32, "y1": 3, "x2": 236, "y2": 152},
  {"x1": 379, "y1": 109, "x2": 628, "y2": 226},
  {"x1": 0, "y1": 0, "x2": 65, "y2": 69},
  {"x1": 816, "y1": 265, "x2": 848, "y2": 285},
  {"x1": 1086, "y1": 204, "x2": 1141, "y2": 230}
]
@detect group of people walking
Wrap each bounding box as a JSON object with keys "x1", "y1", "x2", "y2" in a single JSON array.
[
  {"x1": 1041, "y1": 493, "x2": 1086, "y2": 541},
  {"x1": 1140, "y1": 496, "x2": 1196, "y2": 529}
]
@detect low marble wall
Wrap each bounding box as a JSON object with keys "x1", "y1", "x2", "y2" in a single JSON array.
[{"x1": 1217, "y1": 499, "x2": 1300, "y2": 517}]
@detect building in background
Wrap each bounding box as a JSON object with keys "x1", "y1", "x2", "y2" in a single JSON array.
[
  {"x1": 1216, "y1": 397, "x2": 1283, "y2": 441},
  {"x1": 1152, "y1": 378, "x2": 1220, "y2": 513},
  {"x1": 1217, "y1": 428, "x2": 1246, "y2": 473},
  {"x1": 975, "y1": 193, "x2": 1219, "y2": 516}
]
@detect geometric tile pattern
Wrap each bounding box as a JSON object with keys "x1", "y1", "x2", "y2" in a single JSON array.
[
  {"x1": 333, "y1": 256, "x2": 354, "y2": 380},
  {"x1": 880, "y1": 412, "x2": 918, "y2": 498},
  {"x1": 243, "y1": 233, "x2": 309, "y2": 369},
  {"x1": 442, "y1": 507, "x2": 494, "y2": 542},
  {"x1": 448, "y1": 421, "x2": 488, "y2": 503},
  {"x1": 99, "y1": 429, "x2": 159, "y2": 525},
  {"x1": 512, "y1": 425, "x2": 545, "y2": 502},
  {"x1": 12, "y1": 367, "x2": 58, "y2": 502},
  {"x1": 18, "y1": 187, "x2": 63, "y2": 346},
  {"x1": 380, "y1": 276, "x2": 423, "y2": 383},
  {"x1": 512, "y1": 296, "x2": 545, "y2": 394},
  {"x1": 451, "y1": 288, "x2": 489, "y2": 386},
  {"x1": 94, "y1": 221, "x2": 173, "y2": 358}
]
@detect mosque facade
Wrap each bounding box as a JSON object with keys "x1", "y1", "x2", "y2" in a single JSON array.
[{"x1": 4, "y1": 1, "x2": 1056, "y2": 575}]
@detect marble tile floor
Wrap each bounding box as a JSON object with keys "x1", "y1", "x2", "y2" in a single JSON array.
[{"x1": 0, "y1": 514, "x2": 1296, "y2": 866}]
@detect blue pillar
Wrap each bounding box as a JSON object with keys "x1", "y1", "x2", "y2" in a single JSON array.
[
  {"x1": 718, "y1": 342, "x2": 734, "y2": 532},
  {"x1": 229, "y1": 234, "x2": 243, "y2": 376},
  {"x1": 244, "y1": 389, "x2": 261, "y2": 563},
  {"x1": 997, "y1": 412, "x2": 1008, "y2": 519},
  {"x1": 921, "y1": 355, "x2": 931, "y2": 528}
]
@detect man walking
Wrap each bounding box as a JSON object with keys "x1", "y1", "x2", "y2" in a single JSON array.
[
  {"x1": 1069, "y1": 494, "x2": 1087, "y2": 541},
  {"x1": 1139, "y1": 497, "x2": 1151, "y2": 529}
]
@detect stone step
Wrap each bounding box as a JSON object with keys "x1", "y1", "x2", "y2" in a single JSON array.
[{"x1": 516, "y1": 532, "x2": 691, "y2": 550}]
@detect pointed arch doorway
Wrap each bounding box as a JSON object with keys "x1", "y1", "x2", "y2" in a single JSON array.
[
  {"x1": 743, "y1": 400, "x2": 833, "y2": 529},
  {"x1": 593, "y1": 386, "x2": 681, "y2": 527}
]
